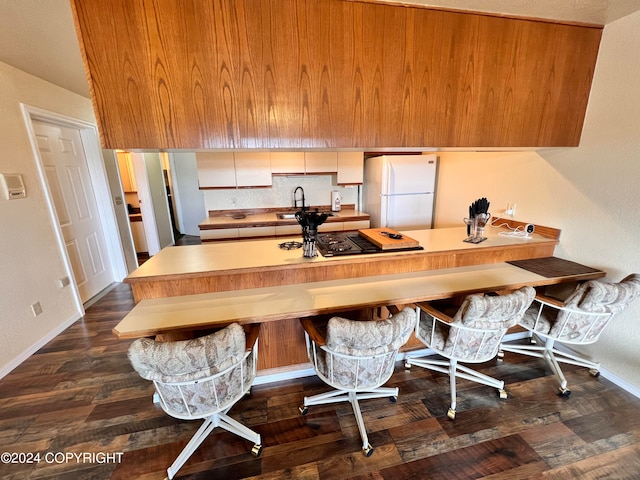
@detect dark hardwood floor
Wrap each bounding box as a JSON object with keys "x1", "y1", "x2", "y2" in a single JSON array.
[{"x1": 2, "y1": 282, "x2": 640, "y2": 479}]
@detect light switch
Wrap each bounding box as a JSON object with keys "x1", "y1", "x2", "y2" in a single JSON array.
[{"x1": 0, "y1": 173, "x2": 26, "y2": 199}]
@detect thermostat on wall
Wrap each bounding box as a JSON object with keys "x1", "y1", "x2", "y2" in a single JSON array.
[{"x1": 0, "y1": 173, "x2": 26, "y2": 200}]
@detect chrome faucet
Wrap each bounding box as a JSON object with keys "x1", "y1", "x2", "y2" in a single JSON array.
[{"x1": 294, "y1": 186, "x2": 306, "y2": 210}]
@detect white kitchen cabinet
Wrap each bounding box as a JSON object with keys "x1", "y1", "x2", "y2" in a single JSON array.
[
  {"x1": 337, "y1": 152, "x2": 364, "y2": 184},
  {"x1": 238, "y1": 226, "x2": 276, "y2": 238},
  {"x1": 305, "y1": 152, "x2": 337, "y2": 173},
  {"x1": 200, "y1": 228, "x2": 239, "y2": 241},
  {"x1": 275, "y1": 225, "x2": 302, "y2": 236},
  {"x1": 270, "y1": 152, "x2": 305, "y2": 174},
  {"x1": 196, "y1": 152, "x2": 272, "y2": 188},
  {"x1": 343, "y1": 220, "x2": 370, "y2": 231},
  {"x1": 130, "y1": 219, "x2": 148, "y2": 252},
  {"x1": 234, "y1": 152, "x2": 272, "y2": 187},
  {"x1": 117, "y1": 152, "x2": 137, "y2": 192},
  {"x1": 317, "y1": 222, "x2": 341, "y2": 233},
  {"x1": 196, "y1": 152, "x2": 236, "y2": 188}
]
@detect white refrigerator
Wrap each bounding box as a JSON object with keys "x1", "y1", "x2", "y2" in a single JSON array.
[{"x1": 363, "y1": 154, "x2": 438, "y2": 229}]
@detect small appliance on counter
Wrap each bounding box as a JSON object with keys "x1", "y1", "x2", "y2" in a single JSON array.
[{"x1": 331, "y1": 190, "x2": 341, "y2": 211}]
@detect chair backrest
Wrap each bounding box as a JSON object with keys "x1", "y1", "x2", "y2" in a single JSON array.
[
  {"x1": 128, "y1": 323, "x2": 255, "y2": 419},
  {"x1": 548, "y1": 273, "x2": 640, "y2": 342},
  {"x1": 312, "y1": 307, "x2": 415, "y2": 390},
  {"x1": 326, "y1": 307, "x2": 416, "y2": 356},
  {"x1": 445, "y1": 286, "x2": 536, "y2": 361}
]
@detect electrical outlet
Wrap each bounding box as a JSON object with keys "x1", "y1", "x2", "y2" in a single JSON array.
[
  {"x1": 31, "y1": 301, "x2": 43, "y2": 317},
  {"x1": 506, "y1": 202, "x2": 516, "y2": 217}
]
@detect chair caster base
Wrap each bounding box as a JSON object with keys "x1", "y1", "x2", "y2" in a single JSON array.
[
  {"x1": 389, "y1": 395, "x2": 398, "y2": 403},
  {"x1": 404, "y1": 361, "x2": 411, "y2": 370},
  {"x1": 497, "y1": 351, "x2": 505, "y2": 360},
  {"x1": 589, "y1": 368, "x2": 601, "y2": 378},
  {"x1": 558, "y1": 387, "x2": 571, "y2": 397},
  {"x1": 251, "y1": 444, "x2": 263, "y2": 457},
  {"x1": 363, "y1": 444, "x2": 374, "y2": 457},
  {"x1": 299, "y1": 405, "x2": 308, "y2": 415},
  {"x1": 498, "y1": 388, "x2": 508, "y2": 399},
  {"x1": 447, "y1": 408, "x2": 456, "y2": 420}
]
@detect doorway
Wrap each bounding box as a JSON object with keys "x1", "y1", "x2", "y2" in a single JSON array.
[
  {"x1": 24, "y1": 106, "x2": 126, "y2": 305},
  {"x1": 117, "y1": 151, "x2": 176, "y2": 259}
]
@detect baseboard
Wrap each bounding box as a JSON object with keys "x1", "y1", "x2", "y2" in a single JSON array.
[
  {"x1": 0, "y1": 312, "x2": 82, "y2": 380},
  {"x1": 598, "y1": 366, "x2": 640, "y2": 399},
  {"x1": 552, "y1": 342, "x2": 640, "y2": 400},
  {"x1": 254, "y1": 363, "x2": 316, "y2": 385}
]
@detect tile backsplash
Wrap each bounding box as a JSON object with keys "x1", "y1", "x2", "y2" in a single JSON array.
[{"x1": 202, "y1": 175, "x2": 360, "y2": 212}]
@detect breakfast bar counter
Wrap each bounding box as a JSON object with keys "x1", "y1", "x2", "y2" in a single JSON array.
[
  {"x1": 125, "y1": 223, "x2": 561, "y2": 303},
  {"x1": 114, "y1": 220, "x2": 610, "y2": 378}
]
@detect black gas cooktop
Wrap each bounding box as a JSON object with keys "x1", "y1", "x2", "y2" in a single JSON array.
[{"x1": 316, "y1": 232, "x2": 423, "y2": 257}]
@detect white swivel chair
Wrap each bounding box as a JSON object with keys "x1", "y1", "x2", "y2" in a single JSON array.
[
  {"x1": 501, "y1": 274, "x2": 640, "y2": 396},
  {"x1": 299, "y1": 307, "x2": 415, "y2": 457},
  {"x1": 405, "y1": 287, "x2": 535, "y2": 420},
  {"x1": 128, "y1": 323, "x2": 262, "y2": 479}
]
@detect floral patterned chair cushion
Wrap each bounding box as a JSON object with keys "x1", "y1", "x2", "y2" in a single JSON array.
[
  {"x1": 326, "y1": 307, "x2": 416, "y2": 356},
  {"x1": 520, "y1": 274, "x2": 640, "y2": 343},
  {"x1": 419, "y1": 286, "x2": 536, "y2": 362},
  {"x1": 313, "y1": 307, "x2": 415, "y2": 390},
  {"x1": 128, "y1": 323, "x2": 253, "y2": 417}
]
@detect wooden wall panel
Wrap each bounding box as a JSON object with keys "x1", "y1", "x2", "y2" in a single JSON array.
[{"x1": 71, "y1": 0, "x2": 602, "y2": 150}]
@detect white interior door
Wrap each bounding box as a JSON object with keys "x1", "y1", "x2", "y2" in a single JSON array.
[
  {"x1": 33, "y1": 120, "x2": 114, "y2": 302},
  {"x1": 130, "y1": 153, "x2": 161, "y2": 255}
]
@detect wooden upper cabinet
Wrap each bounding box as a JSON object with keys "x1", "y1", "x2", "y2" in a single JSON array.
[{"x1": 71, "y1": 0, "x2": 602, "y2": 149}]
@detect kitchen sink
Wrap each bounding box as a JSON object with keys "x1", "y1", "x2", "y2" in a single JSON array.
[{"x1": 276, "y1": 212, "x2": 335, "y2": 220}]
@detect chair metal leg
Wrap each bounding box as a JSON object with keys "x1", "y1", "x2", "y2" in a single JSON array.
[
  {"x1": 407, "y1": 355, "x2": 508, "y2": 420},
  {"x1": 301, "y1": 386, "x2": 400, "y2": 456},
  {"x1": 448, "y1": 359, "x2": 457, "y2": 420},
  {"x1": 502, "y1": 335, "x2": 601, "y2": 396},
  {"x1": 167, "y1": 416, "x2": 217, "y2": 479},
  {"x1": 217, "y1": 413, "x2": 262, "y2": 450},
  {"x1": 166, "y1": 409, "x2": 262, "y2": 479},
  {"x1": 348, "y1": 391, "x2": 373, "y2": 456}
]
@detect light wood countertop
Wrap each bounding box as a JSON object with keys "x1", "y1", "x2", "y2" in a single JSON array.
[
  {"x1": 126, "y1": 225, "x2": 557, "y2": 282},
  {"x1": 115, "y1": 260, "x2": 604, "y2": 339},
  {"x1": 125, "y1": 227, "x2": 558, "y2": 288}
]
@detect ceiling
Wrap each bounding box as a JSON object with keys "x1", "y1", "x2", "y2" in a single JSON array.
[{"x1": 2, "y1": 0, "x2": 640, "y2": 99}]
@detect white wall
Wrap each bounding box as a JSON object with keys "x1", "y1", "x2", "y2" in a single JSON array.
[
  {"x1": 0, "y1": 62, "x2": 98, "y2": 376},
  {"x1": 434, "y1": 11, "x2": 640, "y2": 391},
  {"x1": 170, "y1": 152, "x2": 207, "y2": 236}
]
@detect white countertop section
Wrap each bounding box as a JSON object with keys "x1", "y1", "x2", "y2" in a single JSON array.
[{"x1": 126, "y1": 225, "x2": 555, "y2": 281}]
